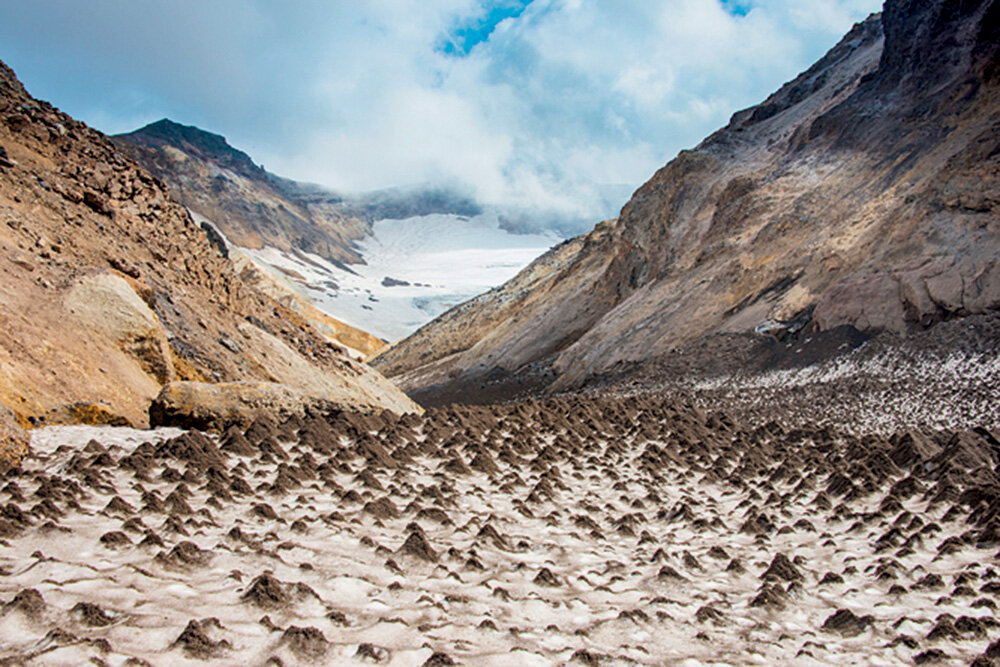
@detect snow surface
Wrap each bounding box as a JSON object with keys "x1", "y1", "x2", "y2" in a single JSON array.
[
  {"x1": 8, "y1": 412, "x2": 998, "y2": 664},
  {"x1": 244, "y1": 213, "x2": 558, "y2": 343}
]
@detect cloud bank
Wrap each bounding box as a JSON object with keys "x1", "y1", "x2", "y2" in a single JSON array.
[{"x1": 0, "y1": 0, "x2": 882, "y2": 232}]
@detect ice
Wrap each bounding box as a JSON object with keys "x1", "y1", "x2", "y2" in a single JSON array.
[{"x1": 243, "y1": 211, "x2": 558, "y2": 343}]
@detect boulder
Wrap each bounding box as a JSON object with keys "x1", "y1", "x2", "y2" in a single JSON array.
[
  {"x1": 0, "y1": 404, "x2": 29, "y2": 471},
  {"x1": 814, "y1": 258, "x2": 1000, "y2": 334},
  {"x1": 234, "y1": 322, "x2": 420, "y2": 416},
  {"x1": 150, "y1": 381, "x2": 408, "y2": 431},
  {"x1": 65, "y1": 272, "x2": 174, "y2": 383},
  {"x1": 813, "y1": 270, "x2": 907, "y2": 333}
]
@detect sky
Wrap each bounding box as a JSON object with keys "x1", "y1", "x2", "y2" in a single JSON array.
[{"x1": 0, "y1": 0, "x2": 883, "y2": 232}]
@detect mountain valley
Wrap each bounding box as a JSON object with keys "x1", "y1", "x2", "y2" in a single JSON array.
[{"x1": 1, "y1": 1, "x2": 1000, "y2": 665}]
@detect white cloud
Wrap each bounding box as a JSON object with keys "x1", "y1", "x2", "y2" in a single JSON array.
[{"x1": 0, "y1": 0, "x2": 884, "y2": 231}]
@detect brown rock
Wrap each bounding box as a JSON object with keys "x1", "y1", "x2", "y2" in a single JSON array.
[
  {"x1": 280, "y1": 626, "x2": 328, "y2": 659},
  {"x1": 0, "y1": 404, "x2": 29, "y2": 471},
  {"x1": 65, "y1": 271, "x2": 175, "y2": 384},
  {"x1": 150, "y1": 381, "x2": 417, "y2": 432}
]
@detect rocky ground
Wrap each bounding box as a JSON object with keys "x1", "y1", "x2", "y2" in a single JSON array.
[
  {"x1": 3, "y1": 395, "x2": 1000, "y2": 665},
  {"x1": 579, "y1": 313, "x2": 1000, "y2": 437}
]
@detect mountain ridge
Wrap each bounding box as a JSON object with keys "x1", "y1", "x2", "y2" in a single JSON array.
[
  {"x1": 372, "y1": 0, "x2": 1000, "y2": 401},
  {"x1": 124, "y1": 118, "x2": 267, "y2": 183},
  {"x1": 113, "y1": 119, "x2": 372, "y2": 266}
]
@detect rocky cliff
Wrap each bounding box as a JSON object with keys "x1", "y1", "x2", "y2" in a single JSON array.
[
  {"x1": 0, "y1": 60, "x2": 419, "y2": 436},
  {"x1": 373, "y1": 0, "x2": 1000, "y2": 399}
]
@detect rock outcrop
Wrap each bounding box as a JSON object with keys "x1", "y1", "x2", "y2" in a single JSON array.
[
  {"x1": 373, "y1": 0, "x2": 1000, "y2": 398},
  {"x1": 65, "y1": 271, "x2": 175, "y2": 384},
  {"x1": 149, "y1": 380, "x2": 414, "y2": 430},
  {"x1": 0, "y1": 59, "x2": 418, "y2": 428},
  {"x1": 0, "y1": 404, "x2": 28, "y2": 470}
]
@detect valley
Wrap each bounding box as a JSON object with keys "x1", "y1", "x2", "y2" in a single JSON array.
[{"x1": 1, "y1": 0, "x2": 999, "y2": 665}]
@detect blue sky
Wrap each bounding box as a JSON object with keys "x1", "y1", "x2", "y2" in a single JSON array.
[
  {"x1": 0, "y1": 0, "x2": 882, "y2": 231},
  {"x1": 438, "y1": 1, "x2": 534, "y2": 55}
]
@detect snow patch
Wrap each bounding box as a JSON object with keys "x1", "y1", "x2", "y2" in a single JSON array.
[{"x1": 243, "y1": 212, "x2": 558, "y2": 342}]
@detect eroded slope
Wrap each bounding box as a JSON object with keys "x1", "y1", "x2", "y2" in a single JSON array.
[
  {"x1": 373, "y1": 1, "x2": 1000, "y2": 398},
  {"x1": 114, "y1": 119, "x2": 371, "y2": 266}
]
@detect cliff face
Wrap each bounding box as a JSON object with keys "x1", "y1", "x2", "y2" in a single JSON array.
[
  {"x1": 0, "y1": 61, "x2": 419, "y2": 426},
  {"x1": 373, "y1": 0, "x2": 1000, "y2": 397},
  {"x1": 113, "y1": 119, "x2": 371, "y2": 266}
]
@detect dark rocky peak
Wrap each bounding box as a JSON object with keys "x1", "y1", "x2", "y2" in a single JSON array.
[
  {"x1": 119, "y1": 118, "x2": 266, "y2": 182},
  {"x1": 878, "y1": 0, "x2": 1000, "y2": 92},
  {"x1": 720, "y1": 13, "x2": 884, "y2": 137},
  {"x1": 806, "y1": 0, "x2": 1000, "y2": 150}
]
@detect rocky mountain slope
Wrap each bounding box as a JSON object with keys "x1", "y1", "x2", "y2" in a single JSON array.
[
  {"x1": 112, "y1": 119, "x2": 373, "y2": 266},
  {"x1": 373, "y1": 0, "x2": 1000, "y2": 401},
  {"x1": 113, "y1": 120, "x2": 483, "y2": 267},
  {"x1": 0, "y1": 59, "x2": 419, "y2": 444},
  {"x1": 113, "y1": 120, "x2": 535, "y2": 347}
]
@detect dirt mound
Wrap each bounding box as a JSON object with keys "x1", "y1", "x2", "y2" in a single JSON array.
[
  {"x1": 364, "y1": 496, "x2": 400, "y2": 520},
  {"x1": 398, "y1": 531, "x2": 438, "y2": 562},
  {"x1": 280, "y1": 626, "x2": 328, "y2": 659},
  {"x1": 822, "y1": 609, "x2": 874, "y2": 636},
  {"x1": 241, "y1": 574, "x2": 291, "y2": 609},
  {"x1": 71, "y1": 601, "x2": 115, "y2": 627},
  {"x1": 219, "y1": 426, "x2": 256, "y2": 456},
  {"x1": 5, "y1": 588, "x2": 45, "y2": 618},
  {"x1": 171, "y1": 619, "x2": 231, "y2": 659},
  {"x1": 760, "y1": 553, "x2": 802, "y2": 583}
]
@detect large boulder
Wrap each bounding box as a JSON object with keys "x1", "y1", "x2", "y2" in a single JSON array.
[
  {"x1": 149, "y1": 381, "x2": 414, "y2": 431},
  {"x1": 814, "y1": 257, "x2": 1000, "y2": 334},
  {"x1": 0, "y1": 404, "x2": 29, "y2": 471},
  {"x1": 64, "y1": 272, "x2": 175, "y2": 384}
]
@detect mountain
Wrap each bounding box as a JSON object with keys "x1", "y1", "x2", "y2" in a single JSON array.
[
  {"x1": 372, "y1": 0, "x2": 1000, "y2": 404},
  {"x1": 113, "y1": 120, "x2": 544, "y2": 344},
  {"x1": 0, "y1": 59, "x2": 418, "y2": 435},
  {"x1": 113, "y1": 119, "x2": 370, "y2": 265},
  {"x1": 114, "y1": 120, "x2": 485, "y2": 265}
]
